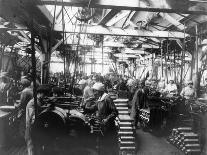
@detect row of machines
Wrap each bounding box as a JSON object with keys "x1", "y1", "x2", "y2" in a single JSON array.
[{"x1": 139, "y1": 93, "x2": 207, "y2": 154}]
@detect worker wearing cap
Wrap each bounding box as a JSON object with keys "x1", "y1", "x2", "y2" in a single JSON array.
[
  {"x1": 85, "y1": 82, "x2": 118, "y2": 153},
  {"x1": 25, "y1": 84, "x2": 51, "y2": 155},
  {"x1": 180, "y1": 81, "x2": 196, "y2": 100},
  {"x1": 85, "y1": 82, "x2": 118, "y2": 132},
  {"x1": 164, "y1": 78, "x2": 178, "y2": 95}
]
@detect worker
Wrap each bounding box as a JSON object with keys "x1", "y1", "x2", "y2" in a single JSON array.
[
  {"x1": 85, "y1": 82, "x2": 118, "y2": 132},
  {"x1": 130, "y1": 80, "x2": 149, "y2": 128},
  {"x1": 164, "y1": 78, "x2": 178, "y2": 96},
  {"x1": 0, "y1": 72, "x2": 11, "y2": 105},
  {"x1": 15, "y1": 78, "x2": 33, "y2": 110},
  {"x1": 73, "y1": 79, "x2": 87, "y2": 96},
  {"x1": 157, "y1": 77, "x2": 166, "y2": 93},
  {"x1": 180, "y1": 80, "x2": 196, "y2": 100},
  {"x1": 81, "y1": 79, "x2": 94, "y2": 107},
  {"x1": 52, "y1": 86, "x2": 64, "y2": 97},
  {"x1": 85, "y1": 82, "x2": 118, "y2": 154},
  {"x1": 25, "y1": 84, "x2": 51, "y2": 155}
]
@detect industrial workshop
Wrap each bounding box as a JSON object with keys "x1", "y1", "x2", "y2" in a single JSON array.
[{"x1": 0, "y1": 0, "x2": 207, "y2": 155}]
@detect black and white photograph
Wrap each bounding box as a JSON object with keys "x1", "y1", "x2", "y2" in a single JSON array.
[{"x1": 0, "y1": 0, "x2": 207, "y2": 154}]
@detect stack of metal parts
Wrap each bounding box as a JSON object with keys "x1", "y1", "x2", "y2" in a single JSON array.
[
  {"x1": 168, "y1": 127, "x2": 201, "y2": 155},
  {"x1": 139, "y1": 109, "x2": 150, "y2": 124},
  {"x1": 114, "y1": 99, "x2": 136, "y2": 155}
]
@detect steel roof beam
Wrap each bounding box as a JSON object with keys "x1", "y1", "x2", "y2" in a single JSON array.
[
  {"x1": 39, "y1": 0, "x2": 207, "y2": 15},
  {"x1": 54, "y1": 24, "x2": 188, "y2": 38}
]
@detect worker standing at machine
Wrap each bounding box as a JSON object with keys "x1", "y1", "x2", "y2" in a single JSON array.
[
  {"x1": 0, "y1": 72, "x2": 11, "y2": 105},
  {"x1": 25, "y1": 84, "x2": 51, "y2": 155},
  {"x1": 85, "y1": 82, "x2": 118, "y2": 154},
  {"x1": 180, "y1": 80, "x2": 196, "y2": 100},
  {"x1": 85, "y1": 82, "x2": 118, "y2": 131},
  {"x1": 15, "y1": 78, "x2": 33, "y2": 110},
  {"x1": 164, "y1": 78, "x2": 178, "y2": 96},
  {"x1": 81, "y1": 79, "x2": 94, "y2": 107},
  {"x1": 130, "y1": 80, "x2": 149, "y2": 128}
]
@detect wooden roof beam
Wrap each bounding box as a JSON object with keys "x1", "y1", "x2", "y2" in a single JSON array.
[
  {"x1": 159, "y1": 13, "x2": 186, "y2": 30},
  {"x1": 54, "y1": 24, "x2": 188, "y2": 38},
  {"x1": 98, "y1": 9, "x2": 120, "y2": 25},
  {"x1": 40, "y1": 0, "x2": 207, "y2": 15},
  {"x1": 106, "y1": 10, "x2": 131, "y2": 26}
]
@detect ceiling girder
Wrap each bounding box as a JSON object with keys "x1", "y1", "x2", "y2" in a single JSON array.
[
  {"x1": 39, "y1": 0, "x2": 207, "y2": 15},
  {"x1": 98, "y1": 9, "x2": 120, "y2": 25},
  {"x1": 54, "y1": 24, "x2": 188, "y2": 38}
]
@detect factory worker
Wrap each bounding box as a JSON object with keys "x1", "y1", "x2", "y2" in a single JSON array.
[
  {"x1": 85, "y1": 82, "x2": 118, "y2": 154},
  {"x1": 0, "y1": 72, "x2": 11, "y2": 105},
  {"x1": 80, "y1": 79, "x2": 95, "y2": 107},
  {"x1": 180, "y1": 80, "x2": 196, "y2": 100},
  {"x1": 130, "y1": 80, "x2": 149, "y2": 128},
  {"x1": 52, "y1": 86, "x2": 64, "y2": 97},
  {"x1": 85, "y1": 82, "x2": 118, "y2": 132},
  {"x1": 25, "y1": 84, "x2": 51, "y2": 155},
  {"x1": 164, "y1": 78, "x2": 178, "y2": 95},
  {"x1": 157, "y1": 77, "x2": 166, "y2": 92},
  {"x1": 16, "y1": 78, "x2": 33, "y2": 110}
]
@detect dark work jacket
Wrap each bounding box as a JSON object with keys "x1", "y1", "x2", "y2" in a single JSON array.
[
  {"x1": 130, "y1": 87, "x2": 149, "y2": 120},
  {"x1": 85, "y1": 93, "x2": 118, "y2": 131}
]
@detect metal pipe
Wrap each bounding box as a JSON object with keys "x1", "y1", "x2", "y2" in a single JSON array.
[{"x1": 62, "y1": 2, "x2": 66, "y2": 95}]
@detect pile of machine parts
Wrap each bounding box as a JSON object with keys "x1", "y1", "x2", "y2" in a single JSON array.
[
  {"x1": 168, "y1": 127, "x2": 200, "y2": 155},
  {"x1": 114, "y1": 99, "x2": 136, "y2": 155},
  {"x1": 167, "y1": 98, "x2": 207, "y2": 155}
]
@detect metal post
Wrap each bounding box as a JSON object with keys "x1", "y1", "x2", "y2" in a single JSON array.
[
  {"x1": 31, "y1": 19, "x2": 38, "y2": 118},
  {"x1": 160, "y1": 41, "x2": 163, "y2": 77},
  {"x1": 102, "y1": 36, "x2": 104, "y2": 74},
  {"x1": 195, "y1": 25, "x2": 198, "y2": 74},
  {"x1": 180, "y1": 24, "x2": 186, "y2": 86}
]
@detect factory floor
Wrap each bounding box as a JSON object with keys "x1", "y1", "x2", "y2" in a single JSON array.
[
  {"x1": 135, "y1": 129, "x2": 184, "y2": 155},
  {"x1": 0, "y1": 129, "x2": 186, "y2": 155}
]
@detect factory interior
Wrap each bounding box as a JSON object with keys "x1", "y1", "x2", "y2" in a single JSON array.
[{"x1": 0, "y1": 0, "x2": 207, "y2": 155}]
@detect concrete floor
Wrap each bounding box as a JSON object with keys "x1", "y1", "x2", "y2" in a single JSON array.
[{"x1": 135, "y1": 129, "x2": 184, "y2": 155}]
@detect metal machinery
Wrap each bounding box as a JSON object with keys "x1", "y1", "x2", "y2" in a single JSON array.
[
  {"x1": 139, "y1": 95, "x2": 183, "y2": 132},
  {"x1": 30, "y1": 96, "x2": 119, "y2": 155},
  {"x1": 138, "y1": 91, "x2": 207, "y2": 154}
]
